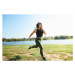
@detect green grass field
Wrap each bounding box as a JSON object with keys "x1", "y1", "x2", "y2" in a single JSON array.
[{"x1": 2, "y1": 44, "x2": 73, "y2": 61}]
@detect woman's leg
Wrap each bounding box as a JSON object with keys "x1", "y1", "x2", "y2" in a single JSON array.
[
  {"x1": 35, "y1": 39, "x2": 43, "y2": 57},
  {"x1": 31, "y1": 45, "x2": 38, "y2": 48},
  {"x1": 29, "y1": 38, "x2": 39, "y2": 48},
  {"x1": 29, "y1": 38, "x2": 46, "y2": 60},
  {"x1": 38, "y1": 43, "x2": 43, "y2": 57},
  {"x1": 37, "y1": 41, "x2": 46, "y2": 60},
  {"x1": 30, "y1": 38, "x2": 43, "y2": 57}
]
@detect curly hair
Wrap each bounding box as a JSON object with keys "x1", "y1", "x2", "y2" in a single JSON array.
[{"x1": 36, "y1": 22, "x2": 42, "y2": 28}]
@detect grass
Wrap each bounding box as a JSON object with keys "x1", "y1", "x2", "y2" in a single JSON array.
[{"x1": 2, "y1": 44, "x2": 73, "y2": 61}]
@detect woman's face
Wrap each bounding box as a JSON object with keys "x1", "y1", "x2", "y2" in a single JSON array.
[{"x1": 39, "y1": 24, "x2": 42, "y2": 28}]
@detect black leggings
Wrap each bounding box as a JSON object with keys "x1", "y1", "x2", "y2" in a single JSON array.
[{"x1": 31, "y1": 37, "x2": 43, "y2": 57}]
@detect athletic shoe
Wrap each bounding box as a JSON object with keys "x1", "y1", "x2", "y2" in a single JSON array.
[
  {"x1": 28, "y1": 46, "x2": 31, "y2": 50},
  {"x1": 42, "y1": 57, "x2": 46, "y2": 61}
]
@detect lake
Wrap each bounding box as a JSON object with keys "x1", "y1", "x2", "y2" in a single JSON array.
[{"x1": 2, "y1": 39, "x2": 73, "y2": 45}]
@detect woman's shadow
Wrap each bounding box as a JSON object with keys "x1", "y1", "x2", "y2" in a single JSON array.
[{"x1": 9, "y1": 55, "x2": 21, "y2": 61}]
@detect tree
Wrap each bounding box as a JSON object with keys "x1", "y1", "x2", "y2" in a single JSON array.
[
  {"x1": 66, "y1": 36, "x2": 70, "y2": 39},
  {"x1": 54, "y1": 36, "x2": 60, "y2": 39},
  {"x1": 2, "y1": 38, "x2": 6, "y2": 42},
  {"x1": 60, "y1": 35, "x2": 66, "y2": 39},
  {"x1": 70, "y1": 36, "x2": 73, "y2": 38},
  {"x1": 51, "y1": 36, "x2": 54, "y2": 40},
  {"x1": 11, "y1": 38, "x2": 14, "y2": 41}
]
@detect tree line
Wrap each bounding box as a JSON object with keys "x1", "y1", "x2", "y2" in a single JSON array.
[{"x1": 2, "y1": 35, "x2": 73, "y2": 42}]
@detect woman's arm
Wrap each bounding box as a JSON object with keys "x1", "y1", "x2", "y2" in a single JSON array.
[
  {"x1": 27, "y1": 29, "x2": 37, "y2": 41},
  {"x1": 41, "y1": 27, "x2": 46, "y2": 35}
]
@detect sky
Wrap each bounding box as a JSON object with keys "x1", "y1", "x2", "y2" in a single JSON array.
[{"x1": 2, "y1": 14, "x2": 73, "y2": 39}]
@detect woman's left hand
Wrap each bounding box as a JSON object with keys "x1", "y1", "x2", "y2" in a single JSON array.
[{"x1": 41, "y1": 27, "x2": 43, "y2": 30}]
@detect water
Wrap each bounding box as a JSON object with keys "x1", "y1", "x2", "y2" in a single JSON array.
[{"x1": 2, "y1": 39, "x2": 73, "y2": 45}]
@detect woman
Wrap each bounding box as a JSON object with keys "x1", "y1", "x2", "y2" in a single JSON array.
[{"x1": 27, "y1": 22, "x2": 46, "y2": 61}]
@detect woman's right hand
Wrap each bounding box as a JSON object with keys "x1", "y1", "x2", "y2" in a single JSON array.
[{"x1": 27, "y1": 38, "x2": 29, "y2": 41}]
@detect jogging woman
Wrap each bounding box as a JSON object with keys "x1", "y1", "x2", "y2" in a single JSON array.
[{"x1": 27, "y1": 22, "x2": 46, "y2": 61}]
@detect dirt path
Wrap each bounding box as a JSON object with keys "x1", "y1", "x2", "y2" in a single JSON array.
[
  {"x1": 43, "y1": 51, "x2": 73, "y2": 61},
  {"x1": 2, "y1": 56, "x2": 8, "y2": 61}
]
